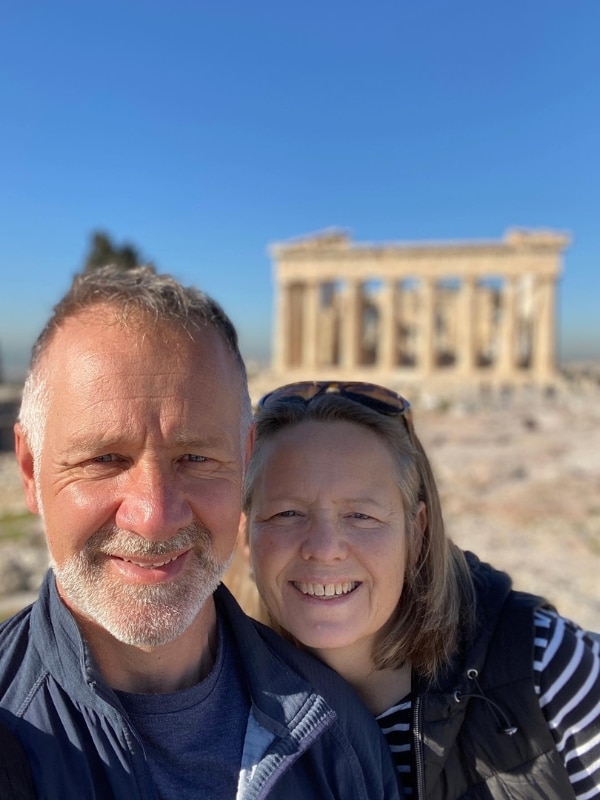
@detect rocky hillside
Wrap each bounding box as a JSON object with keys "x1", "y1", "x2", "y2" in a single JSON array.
[{"x1": 1, "y1": 369, "x2": 599, "y2": 631}]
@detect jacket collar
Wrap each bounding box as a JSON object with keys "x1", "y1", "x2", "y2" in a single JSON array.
[
  {"x1": 214, "y1": 584, "x2": 337, "y2": 737},
  {"x1": 31, "y1": 572, "x2": 338, "y2": 743}
]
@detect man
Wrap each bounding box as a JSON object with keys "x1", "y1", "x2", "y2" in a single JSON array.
[{"x1": 0, "y1": 266, "x2": 401, "y2": 799}]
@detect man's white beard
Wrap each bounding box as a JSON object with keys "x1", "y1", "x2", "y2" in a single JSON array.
[{"x1": 51, "y1": 522, "x2": 232, "y2": 647}]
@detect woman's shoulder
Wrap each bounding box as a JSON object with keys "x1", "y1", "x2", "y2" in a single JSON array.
[
  {"x1": 532, "y1": 608, "x2": 600, "y2": 798},
  {"x1": 532, "y1": 607, "x2": 600, "y2": 693}
]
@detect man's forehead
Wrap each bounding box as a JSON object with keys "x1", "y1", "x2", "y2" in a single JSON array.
[
  {"x1": 46, "y1": 307, "x2": 227, "y2": 363},
  {"x1": 41, "y1": 323, "x2": 242, "y2": 420},
  {"x1": 38, "y1": 308, "x2": 245, "y2": 414}
]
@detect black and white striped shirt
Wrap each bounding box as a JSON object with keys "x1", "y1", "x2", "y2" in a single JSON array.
[{"x1": 377, "y1": 610, "x2": 600, "y2": 798}]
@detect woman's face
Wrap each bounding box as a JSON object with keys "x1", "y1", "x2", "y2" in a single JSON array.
[{"x1": 248, "y1": 420, "x2": 410, "y2": 662}]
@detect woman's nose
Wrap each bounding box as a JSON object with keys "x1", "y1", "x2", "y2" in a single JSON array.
[{"x1": 300, "y1": 518, "x2": 348, "y2": 561}]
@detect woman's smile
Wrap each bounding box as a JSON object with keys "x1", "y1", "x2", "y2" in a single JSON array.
[{"x1": 291, "y1": 580, "x2": 361, "y2": 598}]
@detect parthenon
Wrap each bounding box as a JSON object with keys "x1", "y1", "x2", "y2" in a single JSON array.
[{"x1": 270, "y1": 228, "x2": 570, "y2": 386}]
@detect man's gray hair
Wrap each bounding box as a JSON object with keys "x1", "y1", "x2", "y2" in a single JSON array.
[{"x1": 19, "y1": 264, "x2": 251, "y2": 459}]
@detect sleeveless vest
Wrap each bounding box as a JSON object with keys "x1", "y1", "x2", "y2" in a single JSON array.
[{"x1": 413, "y1": 553, "x2": 576, "y2": 799}]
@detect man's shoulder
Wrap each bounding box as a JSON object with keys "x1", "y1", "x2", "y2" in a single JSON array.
[
  {"x1": 0, "y1": 603, "x2": 43, "y2": 700},
  {"x1": 215, "y1": 587, "x2": 402, "y2": 798},
  {"x1": 215, "y1": 585, "x2": 377, "y2": 723},
  {"x1": 0, "y1": 603, "x2": 34, "y2": 653}
]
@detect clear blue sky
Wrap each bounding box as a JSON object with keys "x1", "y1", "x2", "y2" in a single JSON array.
[{"x1": 1, "y1": 0, "x2": 599, "y2": 380}]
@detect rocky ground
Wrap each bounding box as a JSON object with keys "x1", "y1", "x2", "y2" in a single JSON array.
[
  {"x1": 415, "y1": 391, "x2": 600, "y2": 632},
  {"x1": 1, "y1": 367, "x2": 599, "y2": 631}
]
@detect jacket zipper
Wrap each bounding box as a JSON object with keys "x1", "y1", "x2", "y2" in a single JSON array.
[{"x1": 413, "y1": 694, "x2": 424, "y2": 800}]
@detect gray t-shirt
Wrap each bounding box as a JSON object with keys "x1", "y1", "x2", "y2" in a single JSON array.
[{"x1": 116, "y1": 616, "x2": 250, "y2": 799}]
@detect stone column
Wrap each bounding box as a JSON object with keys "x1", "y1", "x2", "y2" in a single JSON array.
[
  {"x1": 273, "y1": 280, "x2": 291, "y2": 372},
  {"x1": 419, "y1": 277, "x2": 435, "y2": 374},
  {"x1": 341, "y1": 279, "x2": 362, "y2": 369},
  {"x1": 457, "y1": 277, "x2": 476, "y2": 373},
  {"x1": 533, "y1": 276, "x2": 556, "y2": 378},
  {"x1": 303, "y1": 279, "x2": 321, "y2": 370},
  {"x1": 378, "y1": 280, "x2": 397, "y2": 370},
  {"x1": 497, "y1": 276, "x2": 516, "y2": 375}
]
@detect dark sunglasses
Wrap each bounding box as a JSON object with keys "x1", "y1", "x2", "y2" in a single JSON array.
[{"x1": 258, "y1": 381, "x2": 414, "y2": 433}]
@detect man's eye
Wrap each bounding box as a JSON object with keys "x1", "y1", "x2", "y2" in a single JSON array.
[
  {"x1": 184, "y1": 454, "x2": 208, "y2": 463},
  {"x1": 277, "y1": 510, "x2": 298, "y2": 518},
  {"x1": 93, "y1": 454, "x2": 119, "y2": 463}
]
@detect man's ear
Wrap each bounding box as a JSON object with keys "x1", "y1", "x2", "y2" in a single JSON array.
[{"x1": 14, "y1": 423, "x2": 40, "y2": 515}]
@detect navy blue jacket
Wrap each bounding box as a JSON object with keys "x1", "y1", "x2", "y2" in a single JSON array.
[{"x1": 0, "y1": 572, "x2": 401, "y2": 800}]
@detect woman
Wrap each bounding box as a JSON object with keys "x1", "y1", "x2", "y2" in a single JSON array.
[{"x1": 243, "y1": 380, "x2": 600, "y2": 800}]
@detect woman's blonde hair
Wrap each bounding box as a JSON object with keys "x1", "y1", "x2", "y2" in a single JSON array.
[{"x1": 243, "y1": 393, "x2": 474, "y2": 683}]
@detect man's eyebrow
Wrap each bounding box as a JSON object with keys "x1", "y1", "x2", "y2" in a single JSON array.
[
  {"x1": 58, "y1": 435, "x2": 124, "y2": 458},
  {"x1": 57, "y1": 431, "x2": 234, "y2": 457}
]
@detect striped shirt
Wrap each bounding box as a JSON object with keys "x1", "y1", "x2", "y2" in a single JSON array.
[{"x1": 377, "y1": 610, "x2": 600, "y2": 798}]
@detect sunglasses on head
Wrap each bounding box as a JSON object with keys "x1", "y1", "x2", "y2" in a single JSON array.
[{"x1": 258, "y1": 381, "x2": 414, "y2": 432}]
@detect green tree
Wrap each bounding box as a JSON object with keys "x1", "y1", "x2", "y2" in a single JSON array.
[{"x1": 82, "y1": 231, "x2": 154, "y2": 273}]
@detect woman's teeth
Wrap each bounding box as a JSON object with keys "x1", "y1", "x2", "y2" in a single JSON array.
[{"x1": 293, "y1": 581, "x2": 359, "y2": 598}]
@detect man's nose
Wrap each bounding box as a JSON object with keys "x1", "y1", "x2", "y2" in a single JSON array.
[
  {"x1": 115, "y1": 463, "x2": 193, "y2": 540},
  {"x1": 300, "y1": 517, "x2": 348, "y2": 562}
]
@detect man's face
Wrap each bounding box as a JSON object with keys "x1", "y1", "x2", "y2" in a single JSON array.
[{"x1": 16, "y1": 307, "x2": 250, "y2": 646}]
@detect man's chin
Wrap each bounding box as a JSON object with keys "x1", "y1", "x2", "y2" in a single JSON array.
[{"x1": 53, "y1": 562, "x2": 227, "y2": 647}]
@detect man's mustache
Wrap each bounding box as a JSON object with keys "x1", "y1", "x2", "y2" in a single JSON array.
[{"x1": 84, "y1": 522, "x2": 213, "y2": 559}]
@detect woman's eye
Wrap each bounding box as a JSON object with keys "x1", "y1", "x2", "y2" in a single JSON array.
[{"x1": 347, "y1": 512, "x2": 382, "y2": 526}]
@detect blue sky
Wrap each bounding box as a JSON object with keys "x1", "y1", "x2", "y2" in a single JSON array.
[{"x1": 1, "y1": 0, "x2": 599, "y2": 380}]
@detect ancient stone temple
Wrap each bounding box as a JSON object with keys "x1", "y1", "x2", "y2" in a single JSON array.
[{"x1": 269, "y1": 228, "x2": 570, "y2": 386}]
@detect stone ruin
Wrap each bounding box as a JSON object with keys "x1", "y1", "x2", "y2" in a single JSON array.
[{"x1": 269, "y1": 228, "x2": 570, "y2": 388}]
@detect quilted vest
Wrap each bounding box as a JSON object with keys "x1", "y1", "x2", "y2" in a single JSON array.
[{"x1": 413, "y1": 553, "x2": 576, "y2": 800}]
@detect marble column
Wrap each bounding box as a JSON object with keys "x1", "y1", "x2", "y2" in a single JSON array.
[
  {"x1": 419, "y1": 277, "x2": 435, "y2": 374},
  {"x1": 341, "y1": 279, "x2": 362, "y2": 369},
  {"x1": 457, "y1": 277, "x2": 476, "y2": 373},
  {"x1": 533, "y1": 276, "x2": 555, "y2": 378},
  {"x1": 378, "y1": 280, "x2": 397, "y2": 370},
  {"x1": 497, "y1": 276, "x2": 516, "y2": 375},
  {"x1": 303, "y1": 279, "x2": 321, "y2": 370}
]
